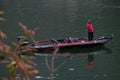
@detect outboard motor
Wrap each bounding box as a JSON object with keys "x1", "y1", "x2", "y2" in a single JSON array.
[
  {"x1": 17, "y1": 36, "x2": 30, "y2": 46},
  {"x1": 17, "y1": 36, "x2": 27, "y2": 41}
]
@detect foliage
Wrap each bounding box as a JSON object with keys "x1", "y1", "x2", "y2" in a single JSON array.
[{"x1": 0, "y1": 20, "x2": 39, "y2": 80}]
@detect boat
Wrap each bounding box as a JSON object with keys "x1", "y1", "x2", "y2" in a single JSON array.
[{"x1": 28, "y1": 35, "x2": 113, "y2": 52}]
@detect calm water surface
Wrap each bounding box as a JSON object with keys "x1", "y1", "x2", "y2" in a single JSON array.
[{"x1": 0, "y1": 0, "x2": 120, "y2": 80}]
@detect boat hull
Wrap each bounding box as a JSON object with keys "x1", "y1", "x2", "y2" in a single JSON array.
[{"x1": 29, "y1": 36, "x2": 112, "y2": 52}]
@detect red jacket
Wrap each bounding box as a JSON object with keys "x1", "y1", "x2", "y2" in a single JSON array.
[{"x1": 86, "y1": 22, "x2": 94, "y2": 32}]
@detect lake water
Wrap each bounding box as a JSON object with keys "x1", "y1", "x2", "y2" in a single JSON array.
[{"x1": 0, "y1": 0, "x2": 120, "y2": 80}]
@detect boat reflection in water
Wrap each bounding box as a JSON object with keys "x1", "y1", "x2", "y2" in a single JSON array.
[
  {"x1": 33, "y1": 46, "x2": 112, "y2": 79},
  {"x1": 86, "y1": 53, "x2": 94, "y2": 71},
  {"x1": 58, "y1": 46, "x2": 112, "y2": 71},
  {"x1": 56, "y1": 45, "x2": 112, "y2": 54}
]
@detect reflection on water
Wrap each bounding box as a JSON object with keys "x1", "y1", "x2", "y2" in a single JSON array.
[
  {"x1": 86, "y1": 53, "x2": 94, "y2": 71},
  {"x1": 58, "y1": 46, "x2": 112, "y2": 54},
  {"x1": 35, "y1": 46, "x2": 112, "y2": 55},
  {"x1": 33, "y1": 46, "x2": 112, "y2": 80}
]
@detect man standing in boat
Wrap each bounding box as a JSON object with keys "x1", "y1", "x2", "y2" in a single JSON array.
[{"x1": 86, "y1": 20, "x2": 94, "y2": 41}]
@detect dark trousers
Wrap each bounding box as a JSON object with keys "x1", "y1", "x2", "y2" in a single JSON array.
[{"x1": 88, "y1": 32, "x2": 93, "y2": 41}]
